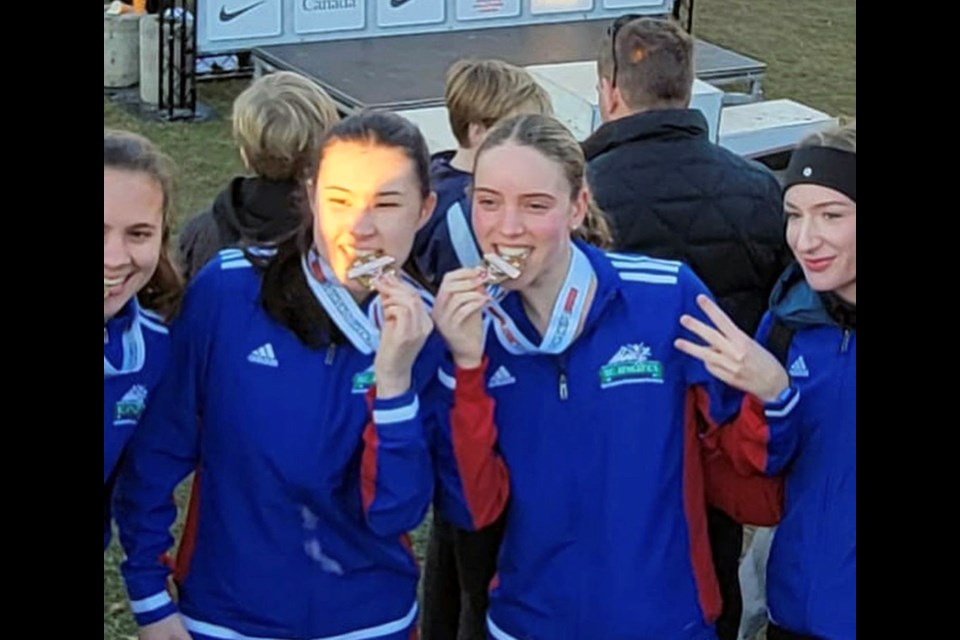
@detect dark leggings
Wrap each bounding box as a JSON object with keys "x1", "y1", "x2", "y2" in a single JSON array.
[
  {"x1": 707, "y1": 507, "x2": 744, "y2": 640},
  {"x1": 421, "y1": 511, "x2": 507, "y2": 640}
]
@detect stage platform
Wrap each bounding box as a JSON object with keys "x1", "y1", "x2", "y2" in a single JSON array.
[{"x1": 252, "y1": 20, "x2": 766, "y2": 112}]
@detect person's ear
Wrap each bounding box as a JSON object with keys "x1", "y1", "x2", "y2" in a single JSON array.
[
  {"x1": 467, "y1": 122, "x2": 488, "y2": 150},
  {"x1": 604, "y1": 79, "x2": 627, "y2": 119},
  {"x1": 570, "y1": 185, "x2": 589, "y2": 231},
  {"x1": 417, "y1": 191, "x2": 438, "y2": 231}
]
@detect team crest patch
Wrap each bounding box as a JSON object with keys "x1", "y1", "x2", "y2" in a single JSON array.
[
  {"x1": 352, "y1": 366, "x2": 376, "y2": 394},
  {"x1": 599, "y1": 343, "x2": 664, "y2": 389},
  {"x1": 114, "y1": 384, "x2": 148, "y2": 425}
]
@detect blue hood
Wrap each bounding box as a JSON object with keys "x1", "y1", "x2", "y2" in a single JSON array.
[{"x1": 768, "y1": 263, "x2": 837, "y2": 330}]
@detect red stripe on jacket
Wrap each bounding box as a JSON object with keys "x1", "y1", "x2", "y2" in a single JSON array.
[
  {"x1": 361, "y1": 389, "x2": 379, "y2": 514},
  {"x1": 709, "y1": 393, "x2": 773, "y2": 476},
  {"x1": 451, "y1": 359, "x2": 510, "y2": 529},
  {"x1": 695, "y1": 388, "x2": 784, "y2": 526},
  {"x1": 682, "y1": 388, "x2": 722, "y2": 623},
  {"x1": 172, "y1": 469, "x2": 202, "y2": 587},
  {"x1": 683, "y1": 388, "x2": 786, "y2": 623}
]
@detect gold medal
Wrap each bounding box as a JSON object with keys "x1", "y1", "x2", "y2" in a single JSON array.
[
  {"x1": 481, "y1": 249, "x2": 528, "y2": 284},
  {"x1": 347, "y1": 251, "x2": 397, "y2": 290}
]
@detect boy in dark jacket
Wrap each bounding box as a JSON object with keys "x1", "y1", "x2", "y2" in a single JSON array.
[
  {"x1": 178, "y1": 71, "x2": 339, "y2": 281},
  {"x1": 412, "y1": 59, "x2": 553, "y2": 288}
]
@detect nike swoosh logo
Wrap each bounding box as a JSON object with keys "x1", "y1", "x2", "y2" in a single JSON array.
[
  {"x1": 390, "y1": 0, "x2": 413, "y2": 7},
  {"x1": 219, "y1": 0, "x2": 264, "y2": 21}
]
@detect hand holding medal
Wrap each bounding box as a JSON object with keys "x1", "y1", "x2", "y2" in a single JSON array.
[
  {"x1": 478, "y1": 247, "x2": 528, "y2": 284},
  {"x1": 366, "y1": 261, "x2": 434, "y2": 399},
  {"x1": 433, "y1": 267, "x2": 495, "y2": 369}
]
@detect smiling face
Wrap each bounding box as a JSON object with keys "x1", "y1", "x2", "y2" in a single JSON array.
[
  {"x1": 471, "y1": 141, "x2": 587, "y2": 293},
  {"x1": 104, "y1": 168, "x2": 164, "y2": 322},
  {"x1": 784, "y1": 183, "x2": 857, "y2": 303},
  {"x1": 311, "y1": 140, "x2": 435, "y2": 296}
]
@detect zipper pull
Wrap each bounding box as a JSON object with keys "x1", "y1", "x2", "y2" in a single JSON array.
[
  {"x1": 325, "y1": 343, "x2": 336, "y2": 365},
  {"x1": 558, "y1": 371, "x2": 569, "y2": 400},
  {"x1": 840, "y1": 329, "x2": 852, "y2": 353}
]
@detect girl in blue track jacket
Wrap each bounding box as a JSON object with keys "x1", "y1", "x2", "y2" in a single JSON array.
[
  {"x1": 114, "y1": 112, "x2": 510, "y2": 640},
  {"x1": 432, "y1": 114, "x2": 782, "y2": 640},
  {"x1": 677, "y1": 123, "x2": 856, "y2": 640},
  {"x1": 104, "y1": 130, "x2": 183, "y2": 551}
]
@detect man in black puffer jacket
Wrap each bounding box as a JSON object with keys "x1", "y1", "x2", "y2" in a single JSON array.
[{"x1": 584, "y1": 16, "x2": 791, "y2": 640}]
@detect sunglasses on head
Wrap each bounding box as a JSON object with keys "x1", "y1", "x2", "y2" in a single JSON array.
[{"x1": 606, "y1": 13, "x2": 642, "y2": 87}]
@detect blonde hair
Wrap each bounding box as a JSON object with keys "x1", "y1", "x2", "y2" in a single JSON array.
[
  {"x1": 232, "y1": 71, "x2": 340, "y2": 181},
  {"x1": 104, "y1": 129, "x2": 184, "y2": 320},
  {"x1": 445, "y1": 59, "x2": 554, "y2": 148},
  {"x1": 577, "y1": 192, "x2": 614, "y2": 250},
  {"x1": 477, "y1": 114, "x2": 613, "y2": 249},
  {"x1": 798, "y1": 120, "x2": 856, "y2": 154}
]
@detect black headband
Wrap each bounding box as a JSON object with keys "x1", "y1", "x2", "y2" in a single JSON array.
[{"x1": 783, "y1": 146, "x2": 856, "y2": 203}]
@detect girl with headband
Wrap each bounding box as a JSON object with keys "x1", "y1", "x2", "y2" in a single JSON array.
[{"x1": 676, "y1": 122, "x2": 856, "y2": 640}]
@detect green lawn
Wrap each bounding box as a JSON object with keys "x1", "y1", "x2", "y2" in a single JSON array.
[{"x1": 104, "y1": 1, "x2": 855, "y2": 634}]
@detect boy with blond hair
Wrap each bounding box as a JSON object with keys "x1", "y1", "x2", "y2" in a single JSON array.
[
  {"x1": 179, "y1": 71, "x2": 339, "y2": 280},
  {"x1": 412, "y1": 58, "x2": 553, "y2": 286}
]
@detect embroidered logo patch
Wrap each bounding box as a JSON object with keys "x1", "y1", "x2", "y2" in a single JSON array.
[
  {"x1": 114, "y1": 384, "x2": 148, "y2": 425},
  {"x1": 352, "y1": 367, "x2": 376, "y2": 394},
  {"x1": 487, "y1": 365, "x2": 517, "y2": 389},
  {"x1": 599, "y1": 343, "x2": 664, "y2": 389}
]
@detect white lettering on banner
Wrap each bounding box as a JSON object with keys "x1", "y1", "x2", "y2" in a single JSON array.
[
  {"x1": 295, "y1": 0, "x2": 364, "y2": 33},
  {"x1": 302, "y1": 0, "x2": 357, "y2": 9}
]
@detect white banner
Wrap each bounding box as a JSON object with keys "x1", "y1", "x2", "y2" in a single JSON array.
[
  {"x1": 206, "y1": 0, "x2": 282, "y2": 41},
  {"x1": 295, "y1": 0, "x2": 366, "y2": 34},
  {"x1": 531, "y1": 0, "x2": 593, "y2": 15},
  {"x1": 377, "y1": 0, "x2": 444, "y2": 27},
  {"x1": 455, "y1": 0, "x2": 520, "y2": 21},
  {"x1": 601, "y1": 0, "x2": 663, "y2": 9}
]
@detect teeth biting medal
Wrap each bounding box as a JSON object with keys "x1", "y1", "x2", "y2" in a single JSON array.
[
  {"x1": 481, "y1": 248, "x2": 528, "y2": 284},
  {"x1": 347, "y1": 250, "x2": 397, "y2": 289}
]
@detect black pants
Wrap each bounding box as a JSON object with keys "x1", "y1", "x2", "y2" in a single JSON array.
[
  {"x1": 708, "y1": 507, "x2": 744, "y2": 640},
  {"x1": 421, "y1": 511, "x2": 507, "y2": 640},
  {"x1": 767, "y1": 623, "x2": 819, "y2": 640}
]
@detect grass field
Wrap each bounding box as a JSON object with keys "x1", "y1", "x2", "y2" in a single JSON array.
[{"x1": 104, "y1": 1, "x2": 855, "y2": 634}]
